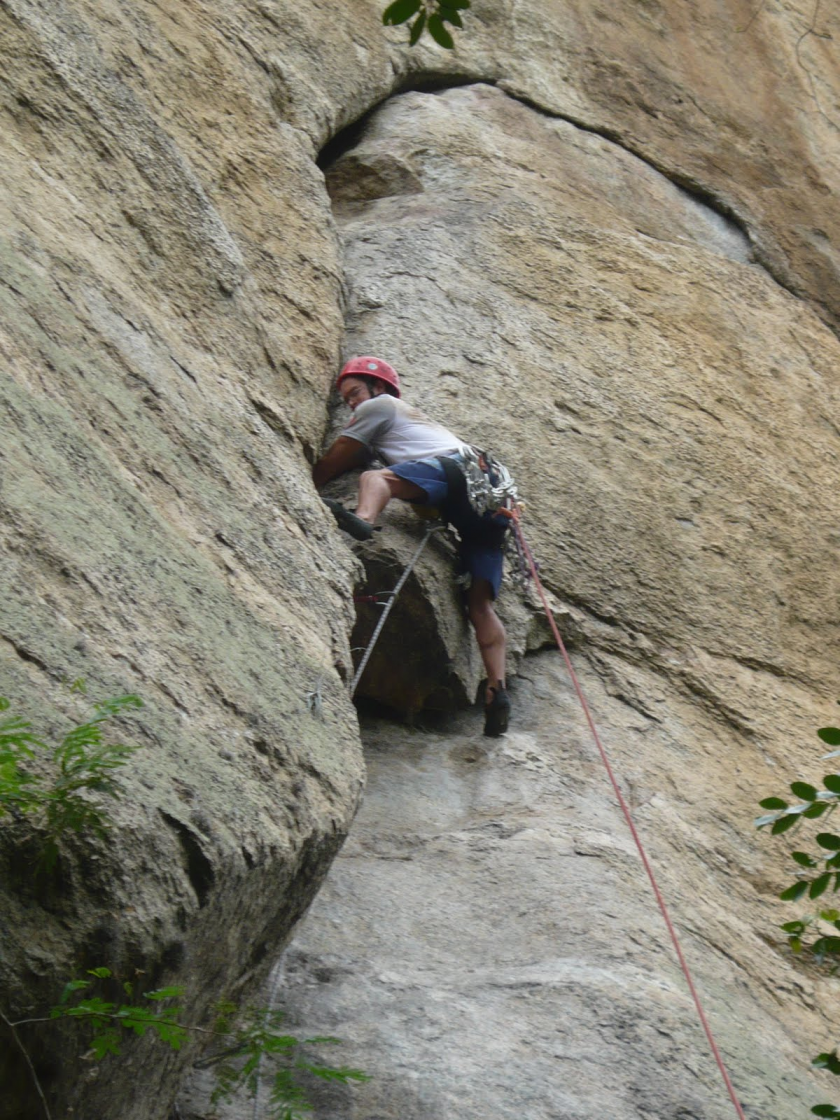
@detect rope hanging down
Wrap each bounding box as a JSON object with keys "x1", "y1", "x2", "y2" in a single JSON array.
[
  {"x1": 349, "y1": 524, "x2": 441, "y2": 697},
  {"x1": 510, "y1": 513, "x2": 747, "y2": 1120},
  {"x1": 346, "y1": 509, "x2": 744, "y2": 1118}
]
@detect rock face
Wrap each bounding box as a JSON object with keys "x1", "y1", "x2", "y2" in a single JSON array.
[
  {"x1": 1, "y1": 0, "x2": 839, "y2": 1118},
  {"x1": 0, "y1": 0, "x2": 365, "y2": 1114},
  {"x1": 243, "y1": 79, "x2": 840, "y2": 1120}
]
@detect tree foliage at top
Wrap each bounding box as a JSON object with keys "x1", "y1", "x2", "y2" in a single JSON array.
[{"x1": 382, "y1": 0, "x2": 470, "y2": 49}]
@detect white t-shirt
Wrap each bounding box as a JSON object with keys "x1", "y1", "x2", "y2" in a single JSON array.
[{"x1": 341, "y1": 395, "x2": 465, "y2": 465}]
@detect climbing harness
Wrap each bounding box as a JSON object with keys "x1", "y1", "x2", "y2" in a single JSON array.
[
  {"x1": 348, "y1": 456, "x2": 519, "y2": 694},
  {"x1": 349, "y1": 523, "x2": 442, "y2": 697},
  {"x1": 509, "y1": 510, "x2": 747, "y2": 1120}
]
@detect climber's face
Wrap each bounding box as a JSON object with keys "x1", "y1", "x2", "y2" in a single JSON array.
[{"x1": 340, "y1": 377, "x2": 376, "y2": 410}]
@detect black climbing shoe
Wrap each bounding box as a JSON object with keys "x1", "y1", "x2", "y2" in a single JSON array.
[
  {"x1": 322, "y1": 498, "x2": 376, "y2": 541},
  {"x1": 483, "y1": 686, "x2": 511, "y2": 737}
]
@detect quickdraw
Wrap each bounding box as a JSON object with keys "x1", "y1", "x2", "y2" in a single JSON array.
[{"x1": 457, "y1": 444, "x2": 519, "y2": 517}]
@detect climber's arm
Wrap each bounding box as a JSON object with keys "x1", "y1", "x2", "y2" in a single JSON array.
[{"x1": 312, "y1": 436, "x2": 368, "y2": 490}]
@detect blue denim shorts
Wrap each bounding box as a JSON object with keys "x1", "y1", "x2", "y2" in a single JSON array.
[
  {"x1": 390, "y1": 457, "x2": 507, "y2": 598},
  {"x1": 390, "y1": 457, "x2": 451, "y2": 508}
]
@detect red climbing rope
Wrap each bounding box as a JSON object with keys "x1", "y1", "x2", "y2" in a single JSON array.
[{"x1": 511, "y1": 513, "x2": 747, "y2": 1120}]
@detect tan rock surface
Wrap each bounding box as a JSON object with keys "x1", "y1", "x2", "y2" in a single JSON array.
[
  {"x1": 0, "y1": 0, "x2": 839, "y2": 1117},
  {"x1": 1, "y1": 0, "x2": 365, "y2": 1114},
  {"x1": 327, "y1": 83, "x2": 840, "y2": 714},
  {"x1": 388, "y1": 2, "x2": 840, "y2": 329}
]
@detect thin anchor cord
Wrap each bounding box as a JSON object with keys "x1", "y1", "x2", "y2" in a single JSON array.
[{"x1": 349, "y1": 525, "x2": 439, "y2": 697}]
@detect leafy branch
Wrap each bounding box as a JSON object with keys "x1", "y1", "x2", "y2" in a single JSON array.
[
  {"x1": 756, "y1": 708, "x2": 840, "y2": 1118},
  {"x1": 6, "y1": 969, "x2": 369, "y2": 1120},
  {"x1": 205, "y1": 1002, "x2": 369, "y2": 1119},
  {"x1": 45, "y1": 967, "x2": 189, "y2": 1059},
  {"x1": 382, "y1": 0, "x2": 470, "y2": 49},
  {"x1": 0, "y1": 692, "x2": 143, "y2": 869}
]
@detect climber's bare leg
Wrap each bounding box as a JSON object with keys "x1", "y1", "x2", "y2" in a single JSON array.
[
  {"x1": 355, "y1": 469, "x2": 426, "y2": 524},
  {"x1": 467, "y1": 578, "x2": 506, "y2": 704}
]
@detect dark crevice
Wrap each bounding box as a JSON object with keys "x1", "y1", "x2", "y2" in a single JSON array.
[
  {"x1": 393, "y1": 69, "x2": 490, "y2": 96},
  {"x1": 729, "y1": 654, "x2": 789, "y2": 680},
  {"x1": 159, "y1": 810, "x2": 216, "y2": 908},
  {"x1": 317, "y1": 72, "x2": 485, "y2": 172},
  {"x1": 2, "y1": 636, "x2": 49, "y2": 672},
  {"x1": 317, "y1": 113, "x2": 371, "y2": 172}
]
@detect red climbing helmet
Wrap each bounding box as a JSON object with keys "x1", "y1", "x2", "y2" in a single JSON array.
[{"x1": 337, "y1": 356, "x2": 401, "y2": 398}]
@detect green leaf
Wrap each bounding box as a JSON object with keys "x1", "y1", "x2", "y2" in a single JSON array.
[
  {"x1": 88, "y1": 967, "x2": 112, "y2": 979},
  {"x1": 755, "y1": 812, "x2": 782, "y2": 828},
  {"x1": 812, "y1": 936, "x2": 840, "y2": 956},
  {"x1": 152, "y1": 1020, "x2": 187, "y2": 1050},
  {"x1": 144, "y1": 987, "x2": 184, "y2": 1001},
  {"x1": 57, "y1": 979, "x2": 90, "y2": 1006},
  {"x1": 121, "y1": 1015, "x2": 151, "y2": 1038},
  {"x1": 771, "y1": 814, "x2": 800, "y2": 835},
  {"x1": 780, "y1": 881, "x2": 809, "y2": 901},
  {"x1": 439, "y1": 7, "x2": 463, "y2": 27},
  {"x1": 427, "y1": 12, "x2": 455, "y2": 46},
  {"x1": 821, "y1": 909, "x2": 840, "y2": 922},
  {"x1": 791, "y1": 781, "x2": 819, "y2": 800},
  {"x1": 781, "y1": 920, "x2": 807, "y2": 933},
  {"x1": 90, "y1": 1028, "x2": 121, "y2": 1059},
  {"x1": 803, "y1": 802, "x2": 829, "y2": 819},
  {"x1": 811, "y1": 873, "x2": 832, "y2": 899},
  {"x1": 409, "y1": 10, "x2": 426, "y2": 44},
  {"x1": 759, "y1": 797, "x2": 788, "y2": 810},
  {"x1": 818, "y1": 727, "x2": 840, "y2": 747},
  {"x1": 812, "y1": 1106, "x2": 840, "y2": 1118},
  {"x1": 816, "y1": 834, "x2": 840, "y2": 850},
  {"x1": 792, "y1": 851, "x2": 818, "y2": 867},
  {"x1": 382, "y1": 0, "x2": 421, "y2": 25},
  {"x1": 824, "y1": 776, "x2": 840, "y2": 794},
  {"x1": 92, "y1": 694, "x2": 142, "y2": 717},
  {"x1": 295, "y1": 1061, "x2": 371, "y2": 1083},
  {"x1": 813, "y1": 1050, "x2": 840, "y2": 1075},
  {"x1": 439, "y1": 0, "x2": 470, "y2": 7}
]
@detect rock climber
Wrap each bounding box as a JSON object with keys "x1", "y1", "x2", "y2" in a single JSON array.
[{"x1": 312, "y1": 356, "x2": 512, "y2": 736}]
